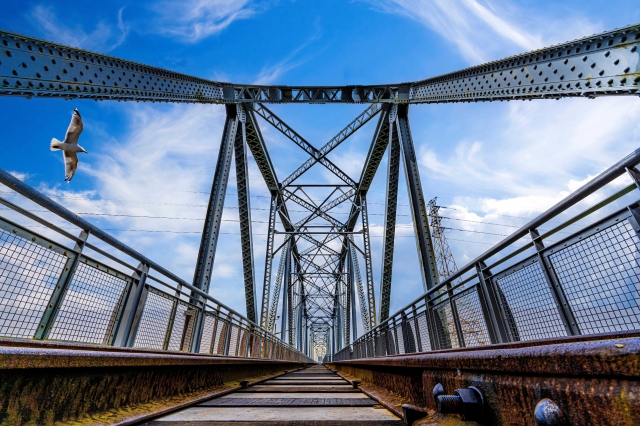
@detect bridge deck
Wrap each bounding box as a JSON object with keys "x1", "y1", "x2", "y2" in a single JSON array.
[{"x1": 146, "y1": 365, "x2": 402, "y2": 425}]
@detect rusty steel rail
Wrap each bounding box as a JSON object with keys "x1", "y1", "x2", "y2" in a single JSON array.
[
  {"x1": 326, "y1": 330, "x2": 640, "y2": 425},
  {"x1": 0, "y1": 338, "x2": 311, "y2": 424}
]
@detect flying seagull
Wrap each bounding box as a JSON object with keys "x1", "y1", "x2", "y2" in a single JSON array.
[{"x1": 50, "y1": 108, "x2": 88, "y2": 182}]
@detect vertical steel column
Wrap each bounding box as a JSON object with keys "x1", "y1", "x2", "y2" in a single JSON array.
[
  {"x1": 280, "y1": 243, "x2": 290, "y2": 341},
  {"x1": 360, "y1": 194, "x2": 377, "y2": 328},
  {"x1": 286, "y1": 248, "x2": 294, "y2": 344},
  {"x1": 396, "y1": 105, "x2": 439, "y2": 291},
  {"x1": 260, "y1": 195, "x2": 278, "y2": 328},
  {"x1": 344, "y1": 262, "x2": 352, "y2": 346},
  {"x1": 192, "y1": 105, "x2": 238, "y2": 294},
  {"x1": 379, "y1": 111, "x2": 401, "y2": 323},
  {"x1": 234, "y1": 104, "x2": 258, "y2": 323},
  {"x1": 348, "y1": 251, "x2": 358, "y2": 342}
]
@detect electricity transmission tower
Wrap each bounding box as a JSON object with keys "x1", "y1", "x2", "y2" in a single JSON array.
[
  {"x1": 428, "y1": 198, "x2": 458, "y2": 280},
  {"x1": 428, "y1": 197, "x2": 488, "y2": 347}
]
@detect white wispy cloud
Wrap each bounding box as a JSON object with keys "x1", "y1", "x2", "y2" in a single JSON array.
[
  {"x1": 30, "y1": 5, "x2": 129, "y2": 52},
  {"x1": 363, "y1": 0, "x2": 540, "y2": 63},
  {"x1": 151, "y1": 0, "x2": 260, "y2": 43}
]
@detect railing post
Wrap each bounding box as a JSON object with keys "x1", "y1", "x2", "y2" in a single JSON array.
[
  {"x1": 411, "y1": 305, "x2": 423, "y2": 352},
  {"x1": 530, "y1": 228, "x2": 581, "y2": 336},
  {"x1": 114, "y1": 262, "x2": 149, "y2": 347},
  {"x1": 35, "y1": 230, "x2": 88, "y2": 340},
  {"x1": 475, "y1": 262, "x2": 510, "y2": 343}
]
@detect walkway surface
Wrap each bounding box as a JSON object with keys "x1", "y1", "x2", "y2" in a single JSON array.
[{"x1": 146, "y1": 365, "x2": 402, "y2": 425}]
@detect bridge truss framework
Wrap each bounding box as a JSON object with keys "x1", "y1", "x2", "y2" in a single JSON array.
[{"x1": 0, "y1": 24, "x2": 638, "y2": 356}]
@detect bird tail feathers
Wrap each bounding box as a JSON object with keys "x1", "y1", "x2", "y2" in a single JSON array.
[{"x1": 50, "y1": 138, "x2": 62, "y2": 151}]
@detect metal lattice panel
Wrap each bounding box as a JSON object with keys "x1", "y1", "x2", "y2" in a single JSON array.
[
  {"x1": 48, "y1": 260, "x2": 128, "y2": 344},
  {"x1": 198, "y1": 314, "x2": 216, "y2": 354},
  {"x1": 549, "y1": 220, "x2": 640, "y2": 334},
  {"x1": 494, "y1": 260, "x2": 566, "y2": 341},
  {"x1": 415, "y1": 311, "x2": 432, "y2": 352},
  {"x1": 454, "y1": 290, "x2": 491, "y2": 347},
  {"x1": 0, "y1": 228, "x2": 67, "y2": 338},
  {"x1": 133, "y1": 289, "x2": 173, "y2": 349},
  {"x1": 167, "y1": 302, "x2": 188, "y2": 351}
]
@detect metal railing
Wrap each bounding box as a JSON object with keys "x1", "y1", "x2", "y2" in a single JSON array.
[
  {"x1": 0, "y1": 169, "x2": 312, "y2": 363},
  {"x1": 330, "y1": 148, "x2": 640, "y2": 362}
]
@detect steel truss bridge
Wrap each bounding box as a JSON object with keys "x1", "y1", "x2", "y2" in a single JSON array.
[{"x1": 0, "y1": 24, "x2": 638, "y2": 425}]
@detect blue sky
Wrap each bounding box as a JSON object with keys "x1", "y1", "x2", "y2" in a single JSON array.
[{"x1": 1, "y1": 1, "x2": 639, "y2": 334}]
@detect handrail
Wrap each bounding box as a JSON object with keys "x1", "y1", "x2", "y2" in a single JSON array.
[
  {"x1": 339, "y1": 146, "x2": 640, "y2": 351},
  {"x1": 0, "y1": 168, "x2": 304, "y2": 355}
]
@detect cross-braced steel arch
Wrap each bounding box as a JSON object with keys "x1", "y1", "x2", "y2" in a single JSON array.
[{"x1": 0, "y1": 24, "x2": 638, "y2": 355}]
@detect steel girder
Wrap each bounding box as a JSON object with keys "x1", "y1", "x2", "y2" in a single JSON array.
[
  {"x1": 282, "y1": 104, "x2": 382, "y2": 186},
  {"x1": 348, "y1": 236, "x2": 371, "y2": 332},
  {"x1": 260, "y1": 195, "x2": 278, "y2": 329},
  {"x1": 379, "y1": 111, "x2": 401, "y2": 322},
  {"x1": 2, "y1": 26, "x2": 637, "y2": 104},
  {"x1": 253, "y1": 104, "x2": 356, "y2": 187},
  {"x1": 396, "y1": 105, "x2": 440, "y2": 291},
  {"x1": 267, "y1": 239, "x2": 289, "y2": 333},
  {"x1": 359, "y1": 194, "x2": 377, "y2": 329},
  {"x1": 234, "y1": 106, "x2": 257, "y2": 322},
  {"x1": 192, "y1": 105, "x2": 237, "y2": 294}
]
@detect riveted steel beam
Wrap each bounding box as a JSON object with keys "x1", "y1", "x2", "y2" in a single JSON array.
[
  {"x1": 253, "y1": 104, "x2": 357, "y2": 187},
  {"x1": 1, "y1": 26, "x2": 638, "y2": 104},
  {"x1": 397, "y1": 105, "x2": 439, "y2": 291},
  {"x1": 282, "y1": 104, "x2": 382, "y2": 186},
  {"x1": 379, "y1": 110, "x2": 401, "y2": 322},
  {"x1": 234, "y1": 105, "x2": 257, "y2": 322},
  {"x1": 192, "y1": 105, "x2": 237, "y2": 294}
]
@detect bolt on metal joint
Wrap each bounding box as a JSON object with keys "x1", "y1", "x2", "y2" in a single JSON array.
[{"x1": 433, "y1": 384, "x2": 485, "y2": 421}]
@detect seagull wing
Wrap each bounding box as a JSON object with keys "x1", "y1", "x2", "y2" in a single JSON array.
[
  {"x1": 64, "y1": 112, "x2": 83, "y2": 145},
  {"x1": 63, "y1": 151, "x2": 78, "y2": 182}
]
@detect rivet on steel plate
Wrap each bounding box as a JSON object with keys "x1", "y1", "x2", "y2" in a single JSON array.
[
  {"x1": 534, "y1": 398, "x2": 567, "y2": 426},
  {"x1": 352, "y1": 380, "x2": 360, "y2": 389}
]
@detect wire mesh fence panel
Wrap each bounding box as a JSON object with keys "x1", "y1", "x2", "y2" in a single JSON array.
[
  {"x1": 167, "y1": 302, "x2": 187, "y2": 351},
  {"x1": 395, "y1": 322, "x2": 405, "y2": 354},
  {"x1": 548, "y1": 220, "x2": 640, "y2": 334},
  {"x1": 0, "y1": 227, "x2": 68, "y2": 338},
  {"x1": 199, "y1": 314, "x2": 216, "y2": 354},
  {"x1": 48, "y1": 260, "x2": 129, "y2": 344},
  {"x1": 375, "y1": 330, "x2": 386, "y2": 356},
  {"x1": 228, "y1": 325, "x2": 240, "y2": 356},
  {"x1": 415, "y1": 311, "x2": 432, "y2": 351},
  {"x1": 366, "y1": 338, "x2": 374, "y2": 357},
  {"x1": 133, "y1": 289, "x2": 173, "y2": 349},
  {"x1": 385, "y1": 328, "x2": 398, "y2": 355},
  {"x1": 433, "y1": 303, "x2": 459, "y2": 349},
  {"x1": 454, "y1": 289, "x2": 491, "y2": 347},
  {"x1": 238, "y1": 328, "x2": 248, "y2": 356},
  {"x1": 406, "y1": 317, "x2": 419, "y2": 353},
  {"x1": 493, "y1": 259, "x2": 567, "y2": 341},
  {"x1": 213, "y1": 319, "x2": 227, "y2": 355}
]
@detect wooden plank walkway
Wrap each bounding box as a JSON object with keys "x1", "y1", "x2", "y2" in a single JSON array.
[{"x1": 145, "y1": 365, "x2": 402, "y2": 425}]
